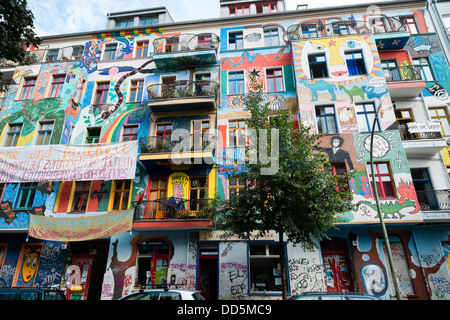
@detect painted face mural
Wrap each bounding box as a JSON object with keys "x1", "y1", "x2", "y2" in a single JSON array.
[{"x1": 299, "y1": 36, "x2": 375, "y2": 81}]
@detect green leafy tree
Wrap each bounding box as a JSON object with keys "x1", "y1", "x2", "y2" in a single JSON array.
[
  {"x1": 217, "y1": 76, "x2": 354, "y2": 299},
  {"x1": 0, "y1": 0, "x2": 41, "y2": 87}
]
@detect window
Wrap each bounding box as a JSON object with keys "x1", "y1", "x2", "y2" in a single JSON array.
[
  {"x1": 332, "y1": 22, "x2": 350, "y2": 35},
  {"x1": 139, "y1": 16, "x2": 158, "y2": 26},
  {"x1": 20, "y1": 78, "x2": 36, "y2": 100},
  {"x1": 228, "y1": 71, "x2": 245, "y2": 95},
  {"x1": 198, "y1": 34, "x2": 213, "y2": 49},
  {"x1": 229, "y1": 31, "x2": 244, "y2": 50},
  {"x1": 315, "y1": 105, "x2": 338, "y2": 134},
  {"x1": 112, "y1": 180, "x2": 131, "y2": 210},
  {"x1": 150, "y1": 178, "x2": 168, "y2": 218},
  {"x1": 266, "y1": 68, "x2": 284, "y2": 92},
  {"x1": 49, "y1": 74, "x2": 65, "y2": 98},
  {"x1": 249, "y1": 243, "x2": 282, "y2": 293},
  {"x1": 400, "y1": 16, "x2": 419, "y2": 34},
  {"x1": 155, "y1": 123, "x2": 172, "y2": 151},
  {"x1": 355, "y1": 102, "x2": 381, "y2": 132},
  {"x1": 135, "y1": 41, "x2": 149, "y2": 58},
  {"x1": 367, "y1": 162, "x2": 396, "y2": 198},
  {"x1": 86, "y1": 127, "x2": 101, "y2": 144},
  {"x1": 308, "y1": 54, "x2": 328, "y2": 78},
  {"x1": 122, "y1": 124, "x2": 139, "y2": 142},
  {"x1": 264, "y1": 27, "x2": 280, "y2": 46},
  {"x1": 190, "y1": 177, "x2": 207, "y2": 211},
  {"x1": 395, "y1": 109, "x2": 414, "y2": 125},
  {"x1": 256, "y1": 2, "x2": 277, "y2": 14},
  {"x1": 229, "y1": 175, "x2": 246, "y2": 198},
  {"x1": 228, "y1": 119, "x2": 247, "y2": 147},
  {"x1": 71, "y1": 181, "x2": 91, "y2": 213},
  {"x1": 16, "y1": 183, "x2": 38, "y2": 209},
  {"x1": 36, "y1": 120, "x2": 54, "y2": 145},
  {"x1": 428, "y1": 106, "x2": 450, "y2": 135},
  {"x1": 129, "y1": 80, "x2": 144, "y2": 102},
  {"x1": 411, "y1": 168, "x2": 438, "y2": 210},
  {"x1": 103, "y1": 43, "x2": 118, "y2": 60},
  {"x1": 369, "y1": 16, "x2": 389, "y2": 33},
  {"x1": 229, "y1": 4, "x2": 250, "y2": 16},
  {"x1": 93, "y1": 82, "x2": 110, "y2": 105},
  {"x1": 46, "y1": 49, "x2": 59, "y2": 62},
  {"x1": 413, "y1": 57, "x2": 434, "y2": 81},
  {"x1": 302, "y1": 24, "x2": 319, "y2": 38},
  {"x1": 192, "y1": 120, "x2": 210, "y2": 151},
  {"x1": 4, "y1": 123, "x2": 22, "y2": 147},
  {"x1": 164, "y1": 36, "x2": 179, "y2": 53},
  {"x1": 345, "y1": 51, "x2": 367, "y2": 76},
  {"x1": 116, "y1": 19, "x2": 133, "y2": 28}
]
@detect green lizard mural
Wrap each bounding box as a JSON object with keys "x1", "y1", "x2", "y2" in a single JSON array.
[{"x1": 355, "y1": 198, "x2": 416, "y2": 220}]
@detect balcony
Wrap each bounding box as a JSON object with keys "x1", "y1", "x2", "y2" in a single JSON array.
[
  {"x1": 152, "y1": 33, "x2": 219, "y2": 71},
  {"x1": 416, "y1": 190, "x2": 450, "y2": 222},
  {"x1": 0, "y1": 45, "x2": 85, "y2": 69},
  {"x1": 383, "y1": 66, "x2": 426, "y2": 98},
  {"x1": 139, "y1": 133, "x2": 216, "y2": 163},
  {"x1": 147, "y1": 80, "x2": 219, "y2": 113},
  {"x1": 287, "y1": 16, "x2": 410, "y2": 49},
  {"x1": 132, "y1": 198, "x2": 216, "y2": 230},
  {"x1": 398, "y1": 122, "x2": 447, "y2": 157}
]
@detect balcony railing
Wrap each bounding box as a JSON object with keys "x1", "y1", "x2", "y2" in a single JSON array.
[
  {"x1": 416, "y1": 190, "x2": 450, "y2": 211},
  {"x1": 139, "y1": 133, "x2": 216, "y2": 154},
  {"x1": 287, "y1": 16, "x2": 408, "y2": 40},
  {"x1": 383, "y1": 66, "x2": 422, "y2": 82},
  {"x1": 152, "y1": 33, "x2": 220, "y2": 54},
  {"x1": 0, "y1": 45, "x2": 85, "y2": 68},
  {"x1": 133, "y1": 198, "x2": 215, "y2": 221},
  {"x1": 398, "y1": 122, "x2": 443, "y2": 141},
  {"x1": 147, "y1": 80, "x2": 219, "y2": 101}
]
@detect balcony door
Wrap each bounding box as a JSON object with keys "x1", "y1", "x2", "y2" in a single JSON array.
[{"x1": 411, "y1": 168, "x2": 438, "y2": 210}]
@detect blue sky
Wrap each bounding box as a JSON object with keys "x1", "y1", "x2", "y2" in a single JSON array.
[{"x1": 27, "y1": 0, "x2": 390, "y2": 37}]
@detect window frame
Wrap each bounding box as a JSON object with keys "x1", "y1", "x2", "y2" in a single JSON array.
[
  {"x1": 263, "y1": 27, "x2": 280, "y2": 47},
  {"x1": 85, "y1": 127, "x2": 102, "y2": 144},
  {"x1": 315, "y1": 104, "x2": 338, "y2": 134},
  {"x1": 367, "y1": 162, "x2": 396, "y2": 199},
  {"x1": 135, "y1": 41, "x2": 149, "y2": 58},
  {"x1": 35, "y1": 120, "x2": 55, "y2": 145},
  {"x1": 413, "y1": 56, "x2": 435, "y2": 81},
  {"x1": 111, "y1": 180, "x2": 132, "y2": 211},
  {"x1": 20, "y1": 77, "x2": 37, "y2": 100},
  {"x1": 15, "y1": 182, "x2": 38, "y2": 210},
  {"x1": 228, "y1": 119, "x2": 247, "y2": 148},
  {"x1": 266, "y1": 68, "x2": 284, "y2": 93},
  {"x1": 345, "y1": 50, "x2": 367, "y2": 76},
  {"x1": 189, "y1": 176, "x2": 208, "y2": 211},
  {"x1": 129, "y1": 79, "x2": 144, "y2": 102},
  {"x1": 428, "y1": 106, "x2": 450, "y2": 136},
  {"x1": 308, "y1": 53, "x2": 328, "y2": 78},
  {"x1": 103, "y1": 43, "x2": 118, "y2": 61},
  {"x1": 229, "y1": 4, "x2": 251, "y2": 16},
  {"x1": 228, "y1": 71, "x2": 245, "y2": 95},
  {"x1": 139, "y1": 15, "x2": 158, "y2": 26},
  {"x1": 122, "y1": 124, "x2": 139, "y2": 142},
  {"x1": 71, "y1": 181, "x2": 91, "y2": 213},
  {"x1": 256, "y1": 2, "x2": 278, "y2": 14},
  {"x1": 49, "y1": 74, "x2": 65, "y2": 98},
  {"x1": 4, "y1": 123, "x2": 23, "y2": 147},
  {"x1": 248, "y1": 243, "x2": 283, "y2": 294},
  {"x1": 355, "y1": 102, "x2": 381, "y2": 132},
  {"x1": 228, "y1": 31, "x2": 244, "y2": 50},
  {"x1": 93, "y1": 82, "x2": 110, "y2": 105}
]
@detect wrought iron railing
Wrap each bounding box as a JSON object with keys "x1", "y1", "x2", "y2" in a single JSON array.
[
  {"x1": 152, "y1": 33, "x2": 220, "y2": 54},
  {"x1": 398, "y1": 123, "x2": 443, "y2": 141},
  {"x1": 147, "y1": 80, "x2": 219, "y2": 102},
  {"x1": 416, "y1": 190, "x2": 450, "y2": 211},
  {"x1": 0, "y1": 45, "x2": 85, "y2": 68},
  {"x1": 287, "y1": 16, "x2": 408, "y2": 40},
  {"x1": 383, "y1": 66, "x2": 422, "y2": 82},
  {"x1": 139, "y1": 133, "x2": 216, "y2": 154},
  {"x1": 133, "y1": 198, "x2": 215, "y2": 221}
]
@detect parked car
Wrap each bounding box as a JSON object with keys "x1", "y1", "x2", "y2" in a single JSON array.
[
  {"x1": 0, "y1": 287, "x2": 66, "y2": 300},
  {"x1": 118, "y1": 287, "x2": 206, "y2": 300},
  {"x1": 287, "y1": 292, "x2": 380, "y2": 300}
]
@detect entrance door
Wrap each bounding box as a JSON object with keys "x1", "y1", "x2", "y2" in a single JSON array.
[
  {"x1": 321, "y1": 238, "x2": 354, "y2": 292},
  {"x1": 135, "y1": 243, "x2": 170, "y2": 287},
  {"x1": 198, "y1": 245, "x2": 218, "y2": 300}
]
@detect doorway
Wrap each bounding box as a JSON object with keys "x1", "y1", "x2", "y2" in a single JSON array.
[{"x1": 198, "y1": 244, "x2": 218, "y2": 300}]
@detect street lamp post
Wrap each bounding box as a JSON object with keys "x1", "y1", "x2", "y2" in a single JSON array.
[{"x1": 369, "y1": 106, "x2": 403, "y2": 300}]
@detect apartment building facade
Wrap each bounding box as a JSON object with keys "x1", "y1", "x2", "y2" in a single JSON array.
[{"x1": 0, "y1": 0, "x2": 449, "y2": 300}]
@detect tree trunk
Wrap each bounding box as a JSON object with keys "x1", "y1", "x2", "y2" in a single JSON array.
[{"x1": 278, "y1": 228, "x2": 288, "y2": 300}]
